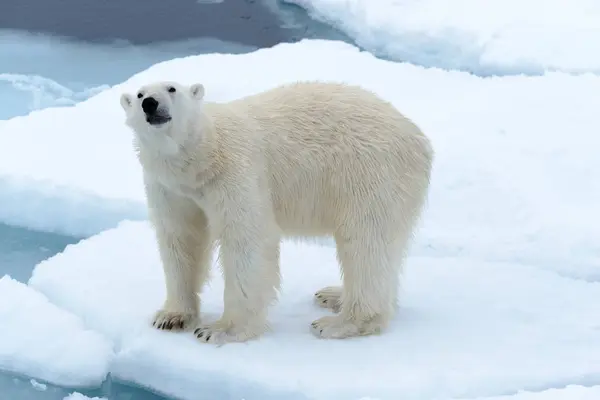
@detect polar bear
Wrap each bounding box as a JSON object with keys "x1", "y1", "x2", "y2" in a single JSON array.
[{"x1": 119, "y1": 80, "x2": 434, "y2": 344}]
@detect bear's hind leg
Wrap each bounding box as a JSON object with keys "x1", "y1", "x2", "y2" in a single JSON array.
[
  {"x1": 314, "y1": 286, "x2": 342, "y2": 313},
  {"x1": 310, "y1": 222, "x2": 408, "y2": 339}
]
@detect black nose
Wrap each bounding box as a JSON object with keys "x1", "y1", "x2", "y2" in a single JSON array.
[{"x1": 141, "y1": 97, "x2": 159, "y2": 114}]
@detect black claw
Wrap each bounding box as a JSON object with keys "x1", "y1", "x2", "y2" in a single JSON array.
[
  {"x1": 198, "y1": 331, "x2": 204, "y2": 338},
  {"x1": 179, "y1": 320, "x2": 184, "y2": 329},
  {"x1": 320, "y1": 329, "x2": 323, "y2": 334},
  {"x1": 206, "y1": 334, "x2": 211, "y2": 341}
]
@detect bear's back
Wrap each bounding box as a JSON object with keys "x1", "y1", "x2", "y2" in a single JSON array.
[
  {"x1": 217, "y1": 81, "x2": 434, "y2": 235},
  {"x1": 230, "y1": 81, "x2": 429, "y2": 159}
]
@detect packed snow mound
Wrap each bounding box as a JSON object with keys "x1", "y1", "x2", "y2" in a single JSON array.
[
  {"x1": 284, "y1": 0, "x2": 600, "y2": 75},
  {"x1": 0, "y1": 39, "x2": 597, "y2": 278},
  {"x1": 0, "y1": 276, "x2": 113, "y2": 388},
  {"x1": 27, "y1": 220, "x2": 600, "y2": 400}
]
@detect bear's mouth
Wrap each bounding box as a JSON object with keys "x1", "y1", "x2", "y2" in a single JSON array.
[{"x1": 146, "y1": 114, "x2": 172, "y2": 126}]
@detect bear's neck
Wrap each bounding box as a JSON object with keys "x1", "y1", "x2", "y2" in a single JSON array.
[{"x1": 134, "y1": 117, "x2": 220, "y2": 189}]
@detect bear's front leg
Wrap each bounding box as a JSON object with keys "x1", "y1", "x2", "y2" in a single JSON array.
[
  {"x1": 146, "y1": 182, "x2": 212, "y2": 332},
  {"x1": 194, "y1": 213, "x2": 281, "y2": 345}
]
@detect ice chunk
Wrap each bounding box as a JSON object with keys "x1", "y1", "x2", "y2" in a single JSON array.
[
  {"x1": 0, "y1": 276, "x2": 113, "y2": 387},
  {"x1": 29, "y1": 378, "x2": 47, "y2": 391},
  {"x1": 63, "y1": 393, "x2": 107, "y2": 400}
]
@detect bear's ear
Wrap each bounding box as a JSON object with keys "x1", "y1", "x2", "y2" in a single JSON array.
[
  {"x1": 190, "y1": 83, "x2": 205, "y2": 100},
  {"x1": 120, "y1": 93, "x2": 133, "y2": 110}
]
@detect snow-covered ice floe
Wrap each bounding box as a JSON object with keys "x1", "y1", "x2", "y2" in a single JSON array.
[
  {"x1": 0, "y1": 38, "x2": 598, "y2": 399},
  {"x1": 283, "y1": 0, "x2": 600, "y2": 75},
  {"x1": 0, "y1": 276, "x2": 113, "y2": 388},
  {"x1": 26, "y1": 220, "x2": 600, "y2": 400}
]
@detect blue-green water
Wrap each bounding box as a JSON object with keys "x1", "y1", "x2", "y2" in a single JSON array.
[
  {"x1": 1, "y1": 371, "x2": 169, "y2": 400},
  {"x1": 0, "y1": 223, "x2": 78, "y2": 283}
]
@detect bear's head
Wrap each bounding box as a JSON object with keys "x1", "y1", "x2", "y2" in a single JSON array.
[{"x1": 120, "y1": 81, "x2": 205, "y2": 153}]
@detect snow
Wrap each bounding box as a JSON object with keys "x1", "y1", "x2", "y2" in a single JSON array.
[
  {"x1": 473, "y1": 385, "x2": 600, "y2": 400},
  {"x1": 0, "y1": 276, "x2": 113, "y2": 388},
  {"x1": 0, "y1": 39, "x2": 598, "y2": 276},
  {"x1": 26, "y1": 220, "x2": 600, "y2": 400},
  {"x1": 0, "y1": 9, "x2": 599, "y2": 399},
  {"x1": 283, "y1": 0, "x2": 600, "y2": 75}
]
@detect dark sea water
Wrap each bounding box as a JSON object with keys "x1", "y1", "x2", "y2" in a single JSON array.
[
  {"x1": 0, "y1": 0, "x2": 353, "y2": 119},
  {"x1": 0, "y1": 1, "x2": 348, "y2": 399},
  {"x1": 1, "y1": 0, "x2": 350, "y2": 47}
]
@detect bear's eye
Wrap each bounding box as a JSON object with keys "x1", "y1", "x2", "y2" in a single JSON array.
[
  {"x1": 137, "y1": 93, "x2": 143, "y2": 99},
  {"x1": 168, "y1": 86, "x2": 176, "y2": 93}
]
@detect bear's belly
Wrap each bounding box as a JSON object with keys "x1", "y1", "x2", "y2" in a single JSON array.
[{"x1": 270, "y1": 189, "x2": 341, "y2": 237}]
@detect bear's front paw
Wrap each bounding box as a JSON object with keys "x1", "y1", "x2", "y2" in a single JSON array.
[
  {"x1": 152, "y1": 309, "x2": 197, "y2": 331},
  {"x1": 194, "y1": 318, "x2": 267, "y2": 345}
]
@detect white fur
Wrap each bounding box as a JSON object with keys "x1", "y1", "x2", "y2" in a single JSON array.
[{"x1": 120, "y1": 80, "x2": 434, "y2": 344}]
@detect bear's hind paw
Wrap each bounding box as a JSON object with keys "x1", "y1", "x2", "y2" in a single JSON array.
[
  {"x1": 152, "y1": 309, "x2": 197, "y2": 331},
  {"x1": 194, "y1": 318, "x2": 267, "y2": 345},
  {"x1": 310, "y1": 314, "x2": 386, "y2": 339},
  {"x1": 314, "y1": 286, "x2": 342, "y2": 313}
]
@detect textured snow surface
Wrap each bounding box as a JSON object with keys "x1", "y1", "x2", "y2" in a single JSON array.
[
  {"x1": 284, "y1": 0, "x2": 600, "y2": 75},
  {"x1": 26, "y1": 220, "x2": 600, "y2": 400}
]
